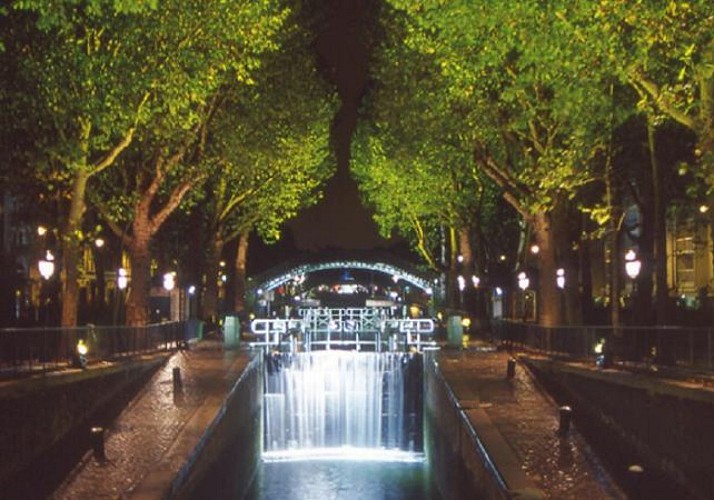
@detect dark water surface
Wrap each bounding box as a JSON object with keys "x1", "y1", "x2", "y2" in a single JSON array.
[{"x1": 245, "y1": 457, "x2": 441, "y2": 500}]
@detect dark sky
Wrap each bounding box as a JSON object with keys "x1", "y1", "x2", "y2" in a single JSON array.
[{"x1": 287, "y1": 1, "x2": 389, "y2": 251}]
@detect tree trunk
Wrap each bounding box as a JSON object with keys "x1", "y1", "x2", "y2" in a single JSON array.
[
  {"x1": 579, "y1": 234, "x2": 594, "y2": 323},
  {"x1": 91, "y1": 244, "x2": 106, "y2": 323},
  {"x1": 201, "y1": 236, "x2": 224, "y2": 323},
  {"x1": 533, "y1": 212, "x2": 560, "y2": 326},
  {"x1": 61, "y1": 169, "x2": 89, "y2": 327},
  {"x1": 125, "y1": 221, "x2": 151, "y2": 326},
  {"x1": 605, "y1": 142, "x2": 621, "y2": 329},
  {"x1": 234, "y1": 231, "x2": 249, "y2": 314},
  {"x1": 457, "y1": 226, "x2": 474, "y2": 275},
  {"x1": 446, "y1": 226, "x2": 459, "y2": 310},
  {"x1": 649, "y1": 121, "x2": 669, "y2": 324},
  {"x1": 552, "y1": 204, "x2": 582, "y2": 325},
  {"x1": 457, "y1": 226, "x2": 478, "y2": 318}
]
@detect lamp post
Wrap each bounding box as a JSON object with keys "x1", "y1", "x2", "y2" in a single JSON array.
[
  {"x1": 625, "y1": 250, "x2": 641, "y2": 281},
  {"x1": 556, "y1": 268, "x2": 566, "y2": 323},
  {"x1": 38, "y1": 251, "x2": 55, "y2": 325},
  {"x1": 114, "y1": 268, "x2": 128, "y2": 325},
  {"x1": 163, "y1": 272, "x2": 176, "y2": 321},
  {"x1": 624, "y1": 250, "x2": 641, "y2": 320},
  {"x1": 517, "y1": 271, "x2": 529, "y2": 291},
  {"x1": 556, "y1": 268, "x2": 565, "y2": 290},
  {"x1": 457, "y1": 275, "x2": 466, "y2": 308},
  {"x1": 38, "y1": 250, "x2": 55, "y2": 281},
  {"x1": 517, "y1": 272, "x2": 530, "y2": 321}
]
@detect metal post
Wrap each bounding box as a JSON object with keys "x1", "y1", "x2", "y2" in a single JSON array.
[
  {"x1": 172, "y1": 367, "x2": 182, "y2": 389},
  {"x1": 558, "y1": 405, "x2": 572, "y2": 434},
  {"x1": 507, "y1": 358, "x2": 516, "y2": 378},
  {"x1": 90, "y1": 426, "x2": 106, "y2": 461},
  {"x1": 627, "y1": 464, "x2": 644, "y2": 499}
]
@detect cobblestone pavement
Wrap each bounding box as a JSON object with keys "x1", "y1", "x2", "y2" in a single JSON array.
[
  {"x1": 52, "y1": 340, "x2": 247, "y2": 499},
  {"x1": 437, "y1": 346, "x2": 626, "y2": 500}
]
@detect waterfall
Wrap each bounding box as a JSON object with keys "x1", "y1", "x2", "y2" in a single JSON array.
[{"x1": 263, "y1": 351, "x2": 422, "y2": 457}]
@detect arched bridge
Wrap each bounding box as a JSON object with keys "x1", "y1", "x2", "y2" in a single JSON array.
[{"x1": 249, "y1": 253, "x2": 438, "y2": 294}]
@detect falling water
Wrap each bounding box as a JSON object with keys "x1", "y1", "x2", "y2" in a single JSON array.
[{"x1": 263, "y1": 351, "x2": 423, "y2": 457}]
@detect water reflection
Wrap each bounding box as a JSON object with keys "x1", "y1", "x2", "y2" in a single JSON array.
[{"x1": 246, "y1": 458, "x2": 440, "y2": 500}]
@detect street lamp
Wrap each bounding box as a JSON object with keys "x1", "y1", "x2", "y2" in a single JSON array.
[
  {"x1": 457, "y1": 275, "x2": 466, "y2": 308},
  {"x1": 517, "y1": 271, "x2": 529, "y2": 291},
  {"x1": 117, "y1": 268, "x2": 128, "y2": 290},
  {"x1": 556, "y1": 268, "x2": 565, "y2": 289},
  {"x1": 625, "y1": 250, "x2": 641, "y2": 280},
  {"x1": 38, "y1": 250, "x2": 55, "y2": 280},
  {"x1": 163, "y1": 272, "x2": 176, "y2": 291}
]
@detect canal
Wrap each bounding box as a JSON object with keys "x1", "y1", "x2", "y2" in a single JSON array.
[{"x1": 199, "y1": 349, "x2": 440, "y2": 499}]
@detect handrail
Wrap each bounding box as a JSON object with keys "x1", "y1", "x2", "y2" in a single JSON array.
[
  {"x1": 493, "y1": 319, "x2": 714, "y2": 371},
  {"x1": 0, "y1": 321, "x2": 200, "y2": 376},
  {"x1": 248, "y1": 315, "x2": 436, "y2": 352}
]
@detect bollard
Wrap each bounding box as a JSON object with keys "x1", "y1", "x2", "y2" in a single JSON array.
[
  {"x1": 90, "y1": 426, "x2": 106, "y2": 461},
  {"x1": 628, "y1": 464, "x2": 644, "y2": 499},
  {"x1": 172, "y1": 367, "x2": 182, "y2": 389},
  {"x1": 558, "y1": 405, "x2": 572, "y2": 434},
  {"x1": 506, "y1": 358, "x2": 516, "y2": 378}
]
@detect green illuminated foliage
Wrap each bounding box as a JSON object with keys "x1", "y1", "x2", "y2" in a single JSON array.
[{"x1": 194, "y1": 7, "x2": 337, "y2": 319}]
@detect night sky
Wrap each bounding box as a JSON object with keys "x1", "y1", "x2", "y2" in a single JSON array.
[{"x1": 287, "y1": 0, "x2": 389, "y2": 251}]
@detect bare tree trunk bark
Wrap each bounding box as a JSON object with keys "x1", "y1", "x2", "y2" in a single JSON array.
[
  {"x1": 234, "y1": 232, "x2": 249, "y2": 314},
  {"x1": 446, "y1": 226, "x2": 459, "y2": 310},
  {"x1": 649, "y1": 121, "x2": 669, "y2": 324},
  {"x1": 533, "y1": 213, "x2": 560, "y2": 327},
  {"x1": 61, "y1": 170, "x2": 89, "y2": 327},
  {"x1": 201, "y1": 236, "x2": 224, "y2": 324},
  {"x1": 125, "y1": 222, "x2": 151, "y2": 326},
  {"x1": 605, "y1": 143, "x2": 621, "y2": 329}
]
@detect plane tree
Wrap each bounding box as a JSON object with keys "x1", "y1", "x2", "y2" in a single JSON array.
[
  {"x1": 192, "y1": 8, "x2": 337, "y2": 321},
  {"x1": 2, "y1": 1, "x2": 157, "y2": 326},
  {"x1": 586, "y1": 0, "x2": 714, "y2": 188},
  {"x1": 352, "y1": 7, "x2": 500, "y2": 312},
  {"x1": 576, "y1": 1, "x2": 714, "y2": 323},
  {"x1": 93, "y1": 0, "x2": 288, "y2": 326},
  {"x1": 379, "y1": 0, "x2": 619, "y2": 326}
]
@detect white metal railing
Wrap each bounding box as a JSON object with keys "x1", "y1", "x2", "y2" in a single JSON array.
[{"x1": 249, "y1": 308, "x2": 436, "y2": 352}]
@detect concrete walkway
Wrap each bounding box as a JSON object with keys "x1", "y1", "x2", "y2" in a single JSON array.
[
  {"x1": 52, "y1": 340, "x2": 250, "y2": 499},
  {"x1": 437, "y1": 345, "x2": 626, "y2": 499}
]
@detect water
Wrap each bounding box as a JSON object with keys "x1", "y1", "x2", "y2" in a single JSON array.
[
  {"x1": 264, "y1": 351, "x2": 422, "y2": 453},
  {"x1": 197, "y1": 350, "x2": 433, "y2": 499},
  {"x1": 245, "y1": 457, "x2": 440, "y2": 500}
]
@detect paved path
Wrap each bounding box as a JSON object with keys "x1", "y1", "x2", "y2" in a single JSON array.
[
  {"x1": 52, "y1": 340, "x2": 249, "y2": 499},
  {"x1": 52, "y1": 340, "x2": 627, "y2": 499},
  {"x1": 438, "y1": 346, "x2": 626, "y2": 499}
]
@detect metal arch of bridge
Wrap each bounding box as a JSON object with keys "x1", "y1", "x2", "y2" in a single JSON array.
[{"x1": 253, "y1": 259, "x2": 436, "y2": 293}]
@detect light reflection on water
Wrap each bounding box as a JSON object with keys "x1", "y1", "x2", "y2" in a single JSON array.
[{"x1": 246, "y1": 458, "x2": 440, "y2": 500}]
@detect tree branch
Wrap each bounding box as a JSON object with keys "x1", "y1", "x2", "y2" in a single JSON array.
[{"x1": 628, "y1": 69, "x2": 697, "y2": 130}]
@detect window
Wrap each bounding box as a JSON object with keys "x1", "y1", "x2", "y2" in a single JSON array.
[{"x1": 675, "y1": 235, "x2": 695, "y2": 290}]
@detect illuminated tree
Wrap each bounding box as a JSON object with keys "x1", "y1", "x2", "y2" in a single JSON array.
[
  {"x1": 3, "y1": 1, "x2": 155, "y2": 326},
  {"x1": 92, "y1": 0, "x2": 288, "y2": 325},
  {"x1": 352, "y1": 9, "x2": 494, "y2": 310},
  {"x1": 374, "y1": 0, "x2": 618, "y2": 325}
]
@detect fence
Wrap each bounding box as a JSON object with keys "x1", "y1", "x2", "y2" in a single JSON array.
[
  {"x1": 249, "y1": 314, "x2": 436, "y2": 352},
  {"x1": 493, "y1": 319, "x2": 714, "y2": 371},
  {"x1": 0, "y1": 321, "x2": 200, "y2": 376}
]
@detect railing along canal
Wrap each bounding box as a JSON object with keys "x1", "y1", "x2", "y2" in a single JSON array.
[
  {"x1": 250, "y1": 307, "x2": 437, "y2": 352},
  {"x1": 0, "y1": 321, "x2": 199, "y2": 375},
  {"x1": 494, "y1": 319, "x2": 714, "y2": 371}
]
